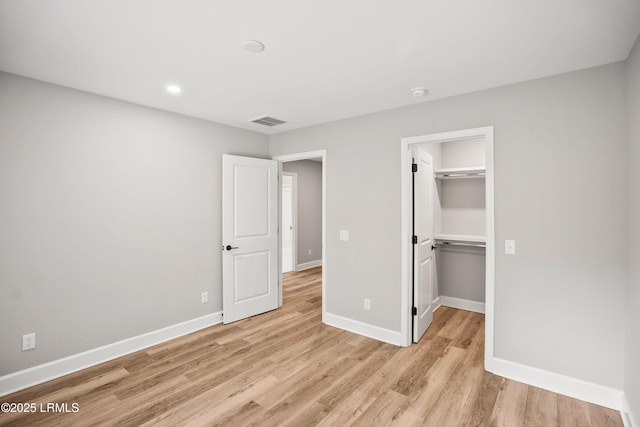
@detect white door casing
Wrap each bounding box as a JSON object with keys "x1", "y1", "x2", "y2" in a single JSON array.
[
  {"x1": 222, "y1": 154, "x2": 279, "y2": 324},
  {"x1": 400, "y1": 126, "x2": 494, "y2": 371},
  {"x1": 273, "y1": 150, "x2": 327, "y2": 320},
  {"x1": 413, "y1": 148, "x2": 435, "y2": 342}
]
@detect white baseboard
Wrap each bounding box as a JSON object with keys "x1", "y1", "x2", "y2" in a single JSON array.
[
  {"x1": 296, "y1": 259, "x2": 322, "y2": 271},
  {"x1": 622, "y1": 393, "x2": 638, "y2": 427},
  {"x1": 440, "y1": 296, "x2": 485, "y2": 314},
  {"x1": 324, "y1": 312, "x2": 404, "y2": 346},
  {"x1": 0, "y1": 312, "x2": 222, "y2": 397},
  {"x1": 432, "y1": 296, "x2": 442, "y2": 312},
  {"x1": 492, "y1": 357, "x2": 623, "y2": 410}
]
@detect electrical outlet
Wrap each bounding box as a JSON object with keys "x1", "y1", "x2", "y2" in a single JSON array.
[
  {"x1": 201, "y1": 291, "x2": 209, "y2": 304},
  {"x1": 505, "y1": 240, "x2": 516, "y2": 255},
  {"x1": 364, "y1": 298, "x2": 371, "y2": 311},
  {"x1": 22, "y1": 333, "x2": 35, "y2": 351},
  {"x1": 308, "y1": 249, "x2": 312, "y2": 255},
  {"x1": 340, "y1": 230, "x2": 349, "y2": 241}
]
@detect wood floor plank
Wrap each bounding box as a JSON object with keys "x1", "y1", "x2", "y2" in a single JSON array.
[
  {"x1": 391, "y1": 335, "x2": 450, "y2": 396},
  {"x1": 351, "y1": 389, "x2": 408, "y2": 427},
  {"x1": 557, "y1": 393, "x2": 592, "y2": 427},
  {"x1": 0, "y1": 267, "x2": 622, "y2": 426},
  {"x1": 587, "y1": 403, "x2": 625, "y2": 427},
  {"x1": 489, "y1": 378, "x2": 529, "y2": 426},
  {"x1": 524, "y1": 386, "x2": 559, "y2": 427},
  {"x1": 141, "y1": 370, "x2": 278, "y2": 426},
  {"x1": 460, "y1": 370, "x2": 505, "y2": 427},
  {"x1": 404, "y1": 346, "x2": 467, "y2": 419}
]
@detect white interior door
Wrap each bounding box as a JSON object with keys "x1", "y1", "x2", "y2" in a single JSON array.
[
  {"x1": 281, "y1": 174, "x2": 295, "y2": 273},
  {"x1": 413, "y1": 148, "x2": 435, "y2": 342},
  {"x1": 222, "y1": 154, "x2": 278, "y2": 324}
]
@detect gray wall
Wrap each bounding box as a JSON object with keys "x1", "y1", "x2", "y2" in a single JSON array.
[
  {"x1": 440, "y1": 137, "x2": 486, "y2": 169},
  {"x1": 282, "y1": 160, "x2": 322, "y2": 266},
  {"x1": 437, "y1": 247, "x2": 485, "y2": 302},
  {"x1": 625, "y1": 35, "x2": 640, "y2": 422},
  {"x1": 0, "y1": 72, "x2": 269, "y2": 375},
  {"x1": 270, "y1": 62, "x2": 628, "y2": 389}
]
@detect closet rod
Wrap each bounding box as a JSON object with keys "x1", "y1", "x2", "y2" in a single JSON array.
[
  {"x1": 436, "y1": 241, "x2": 486, "y2": 248},
  {"x1": 435, "y1": 172, "x2": 486, "y2": 178}
]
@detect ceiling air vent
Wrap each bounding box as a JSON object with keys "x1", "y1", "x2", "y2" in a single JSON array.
[{"x1": 250, "y1": 116, "x2": 286, "y2": 127}]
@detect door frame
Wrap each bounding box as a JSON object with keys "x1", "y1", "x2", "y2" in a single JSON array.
[
  {"x1": 272, "y1": 150, "x2": 327, "y2": 322},
  {"x1": 281, "y1": 171, "x2": 298, "y2": 273},
  {"x1": 400, "y1": 126, "x2": 495, "y2": 373}
]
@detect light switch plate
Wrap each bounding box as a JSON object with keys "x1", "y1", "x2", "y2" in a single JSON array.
[
  {"x1": 339, "y1": 230, "x2": 349, "y2": 241},
  {"x1": 505, "y1": 240, "x2": 516, "y2": 255}
]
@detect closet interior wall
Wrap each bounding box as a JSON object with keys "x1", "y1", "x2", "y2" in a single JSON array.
[{"x1": 417, "y1": 137, "x2": 487, "y2": 309}]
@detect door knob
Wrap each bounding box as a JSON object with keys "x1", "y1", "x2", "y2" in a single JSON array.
[{"x1": 225, "y1": 245, "x2": 239, "y2": 251}]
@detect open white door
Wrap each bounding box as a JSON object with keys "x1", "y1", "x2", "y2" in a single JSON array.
[
  {"x1": 222, "y1": 154, "x2": 279, "y2": 324},
  {"x1": 412, "y1": 148, "x2": 435, "y2": 342}
]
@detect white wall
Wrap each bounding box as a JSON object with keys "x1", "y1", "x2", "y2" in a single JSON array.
[
  {"x1": 282, "y1": 160, "x2": 322, "y2": 267},
  {"x1": 270, "y1": 62, "x2": 627, "y2": 389},
  {"x1": 625, "y1": 34, "x2": 640, "y2": 424},
  {"x1": 0, "y1": 72, "x2": 269, "y2": 375}
]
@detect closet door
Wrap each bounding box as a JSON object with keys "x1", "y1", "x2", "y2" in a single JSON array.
[{"x1": 413, "y1": 149, "x2": 435, "y2": 342}]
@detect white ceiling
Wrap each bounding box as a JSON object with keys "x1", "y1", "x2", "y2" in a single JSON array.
[{"x1": 1, "y1": 1, "x2": 639, "y2": 134}]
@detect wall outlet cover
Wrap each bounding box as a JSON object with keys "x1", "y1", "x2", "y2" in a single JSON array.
[
  {"x1": 22, "y1": 333, "x2": 36, "y2": 351},
  {"x1": 505, "y1": 240, "x2": 516, "y2": 255}
]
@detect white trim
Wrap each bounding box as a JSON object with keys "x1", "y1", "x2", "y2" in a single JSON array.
[
  {"x1": 296, "y1": 259, "x2": 323, "y2": 271},
  {"x1": 400, "y1": 126, "x2": 495, "y2": 366},
  {"x1": 273, "y1": 150, "x2": 327, "y2": 323},
  {"x1": 0, "y1": 312, "x2": 222, "y2": 397},
  {"x1": 432, "y1": 296, "x2": 442, "y2": 312},
  {"x1": 484, "y1": 127, "x2": 495, "y2": 372},
  {"x1": 622, "y1": 393, "x2": 638, "y2": 427},
  {"x1": 324, "y1": 312, "x2": 404, "y2": 346},
  {"x1": 492, "y1": 357, "x2": 623, "y2": 410},
  {"x1": 440, "y1": 296, "x2": 485, "y2": 314}
]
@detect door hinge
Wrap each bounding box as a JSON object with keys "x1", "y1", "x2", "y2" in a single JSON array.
[
  {"x1": 412, "y1": 235, "x2": 418, "y2": 244},
  {"x1": 412, "y1": 163, "x2": 418, "y2": 173},
  {"x1": 412, "y1": 307, "x2": 417, "y2": 316}
]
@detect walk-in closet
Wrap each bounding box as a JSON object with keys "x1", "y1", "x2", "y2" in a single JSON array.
[{"x1": 415, "y1": 136, "x2": 487, "y2": 316}]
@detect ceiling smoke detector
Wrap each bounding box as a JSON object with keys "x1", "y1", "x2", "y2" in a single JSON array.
[
  {"x1": 243, "y1": 40, "x2": 265, "y2": 53},
  {"x1": 411, "y1": 87, "x2": 428, "y2": 97},
  {"x1": 250, "y1": 116, "x2": 286, "y2": 127},
  {"x1": 166, "y1": 84, "x2": 182, "y2": 94}
]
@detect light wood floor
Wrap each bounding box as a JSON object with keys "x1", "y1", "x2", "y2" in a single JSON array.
[{"x1": 1, "y1": 267, "x2": 622, "y2": 426}]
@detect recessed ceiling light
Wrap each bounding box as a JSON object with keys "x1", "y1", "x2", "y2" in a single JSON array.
[
  {"x1": 243, "y1": 40, "x2": 265, "y2": 53},
  {"x1": 166, "y1": 85, "x2": 182, "y2": 95},
  {"x1": 411, "y1": 87, "x2": 428, "y2": 97}
]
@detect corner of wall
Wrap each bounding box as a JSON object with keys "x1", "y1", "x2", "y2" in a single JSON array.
[
  {"x1": 492, "y1": 357, "x2": 623, "y2": 411},
  {"x1": 625, "y1": 31, "x2": 640, "y2": 427}
]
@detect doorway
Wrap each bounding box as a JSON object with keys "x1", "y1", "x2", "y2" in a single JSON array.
[
  {"x1": 400, "y1": 126, "x2": 495, "y2": 373},
  {"x1": 281, "y1": 172, "x2": 297, "y2": 273},
  {"x1": 273, "y1": 150, "x2": 327, "y2": 322}
]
